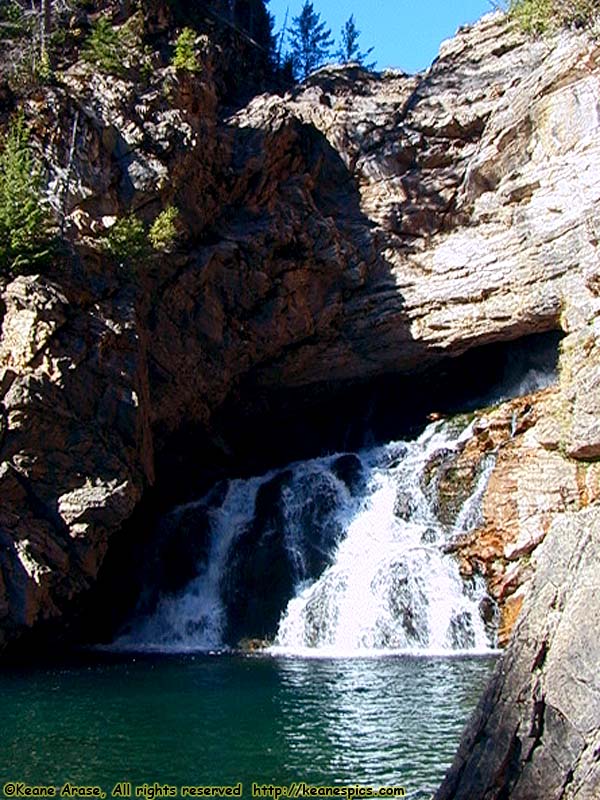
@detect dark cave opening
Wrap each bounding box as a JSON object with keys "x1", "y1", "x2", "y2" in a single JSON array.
[
  {"x1": 211, "y1": 330, "x2": 562, "y2": 474},
  {"x1": 149, "y1": 329, "x2": 563, "y2": 510},
  {"x1": 59, "y1": 329, "x2": 563, "y2": 650}
]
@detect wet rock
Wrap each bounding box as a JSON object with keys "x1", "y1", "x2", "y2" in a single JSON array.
[
  {"x1": 447, "y1": 611, "x2": 476, "y2": 650},
  {"x1": 478, "y1": 595, "x2": 499, "y2": 636},
  {"x1": 386, "y1": 561, "x2": 429, "y2": 646},
  {"x1": 222, "y1": 463, "x2": 351, "y2": 643},
  {"x1": 237, "y1": 637, "x2": 271, "y2": 652},
  {"x1": 435, "y1": 504, "x2": 600, "y2": 800},
  {"x1": 421, "y1": 528, "x2": 438, "y2": 545},
  {"x1": 153, "y1": 505, "x2": 213, "y2": 595},
  {"x1": 394, "y1": 491, "x2": 418, "y2": 521},
  {"x1": 221, "y1": 471, "x2": 296, "y2": 644},
  {"x1": 331, "y1": 454, "x2": 366, "y2": 496}
]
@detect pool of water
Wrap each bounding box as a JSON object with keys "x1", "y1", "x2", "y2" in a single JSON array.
[{"x1": 0, "y1": 652, "x2": 495, "y2": 799}]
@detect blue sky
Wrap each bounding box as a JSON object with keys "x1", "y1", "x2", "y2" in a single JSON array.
[{"x1": 268, "y1": 0, "x2": 494, "y2": 73}]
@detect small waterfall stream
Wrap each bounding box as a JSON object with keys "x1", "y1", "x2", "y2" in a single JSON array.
[
  {"x1": 274, "y1": 423, "x2": 494, "y2": 655},
  {"x1": 113, "y1": 417, "x2": 498, "y2": 655}
]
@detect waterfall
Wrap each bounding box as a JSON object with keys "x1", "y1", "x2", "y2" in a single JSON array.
[
  {"x1": 272, "y1": 422, "x2": 493, "y2": 656},
  {"x1": 112, "y1": 418, "x2": 497, "y2": 656},
  {"x1": 113, "y1": 477, "x2": 268, "y2": 651}
]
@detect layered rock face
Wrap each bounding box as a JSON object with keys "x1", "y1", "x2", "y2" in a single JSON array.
[
  {"x1": 0, "y1": 8, "x2": 600, "y2": 681},
  {"x1": 436, "y1": 504, "x2": 600, "y2": 800},
  {"x1": 434, "y1": 319, "x2": 600, "y2": 798}
]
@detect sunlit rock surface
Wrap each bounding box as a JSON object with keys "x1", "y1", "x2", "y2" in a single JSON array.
[
  {"x1": 436, "y1": 307, "x2": 600, "y2": 797},
  {"x1": 436, "y1": 504, "x2": 600, "y2": 800}
]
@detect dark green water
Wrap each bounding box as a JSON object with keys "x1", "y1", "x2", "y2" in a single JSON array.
[{"x1": 0, "y1": 653, "x2": 495, "y2": 799}]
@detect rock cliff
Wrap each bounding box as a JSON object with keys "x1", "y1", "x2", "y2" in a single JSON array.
[
  {"x1": 435, "y1": 318, "x2": 600, "y2": 799},
  {"x1": 436, "y1": 504, "x2": 600, "y2": 800},
  {"x1": 1, "y1": 7, "x2": 600, "y2": 793}
]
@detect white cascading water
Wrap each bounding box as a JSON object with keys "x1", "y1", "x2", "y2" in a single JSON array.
[
  {"x1": 112, "y1": 417, "x2": 498, "y2": 656},
  {"x1": 272, "y1": 422, "x2": 493, "y2": 656},
  {"x1": 113, "y1": 476, "x2": 269, "y2": 651}
]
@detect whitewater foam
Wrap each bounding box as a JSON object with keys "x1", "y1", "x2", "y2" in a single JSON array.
[{"x1": 112, "y1": 419, "x2": 498, "y2": 657}]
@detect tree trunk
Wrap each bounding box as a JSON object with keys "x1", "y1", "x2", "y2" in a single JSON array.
[{"x1": 40, "y1": 0, "x2": 51, "y2": 56}]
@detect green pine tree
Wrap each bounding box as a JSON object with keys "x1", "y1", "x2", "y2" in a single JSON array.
[
  {"x1": 288, "y1": 1, "x2": 334, "y2": 81},
  {"x1": 0, "y1": 112, "x2": 53, "y2": 275},
  {"x1": 149, "y1": 205, "x2": 179, "y2": 251},
  {"x1": 172, "y1": 27, "x2": 201, "y2": 73},
  {"x1": 102, "y1": 213, "x2": 148, "y2": 266},
  {"x1": 82, "y1": 16, "x2": 128, "y2": 76},
  {"x1": 336, "y1": 15, "x2": 375, "y2": 69}
]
